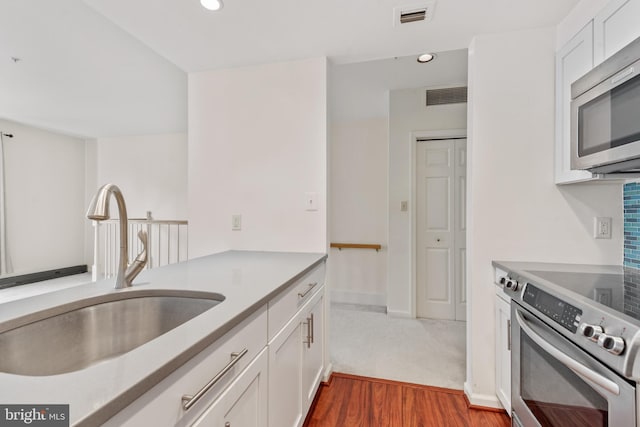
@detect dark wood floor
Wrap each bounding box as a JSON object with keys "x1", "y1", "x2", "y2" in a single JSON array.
[{"x1": 303, "y1": 373, "x2": 511, "y2": 427}]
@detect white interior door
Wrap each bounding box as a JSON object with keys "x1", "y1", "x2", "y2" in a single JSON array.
[{"x1": 416, "y1": 138, "x2": 466, "y2": 321}]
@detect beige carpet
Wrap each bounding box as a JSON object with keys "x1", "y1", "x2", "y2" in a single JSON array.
[{"x1": 329, "y1": 303, "x2": 466, "y2": 390}]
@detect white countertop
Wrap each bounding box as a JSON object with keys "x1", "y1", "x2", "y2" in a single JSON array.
[
  {"x1": 492, "y1": 260, "x2": 623, "y2": 277},
  {"x1": 0, "y1": 250, "x2": 326, "y2": 426}
]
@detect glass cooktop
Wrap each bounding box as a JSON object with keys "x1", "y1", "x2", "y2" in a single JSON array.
[{"x1": 524, "y1": 269, "x2": 640, "y2": 321}]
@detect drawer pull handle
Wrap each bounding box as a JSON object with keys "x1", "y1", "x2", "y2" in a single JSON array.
[
  {"x1": 298, "y1": 282, "x2": 318, "y2": 299},
  {"x1": 181, "y1": 348, "x2": 249, "y2": 410}
]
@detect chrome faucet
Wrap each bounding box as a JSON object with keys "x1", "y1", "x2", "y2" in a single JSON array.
[{"x1": 86, "y1": 184, "x2": 148, "y2": 289}]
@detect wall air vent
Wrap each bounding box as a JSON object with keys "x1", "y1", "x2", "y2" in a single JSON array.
[
  {"x1": 394, "y1": 2, "x2": 435, "y2": 27},
  {"x1": 425, "y1": 87, "x2": 468, "y2": 106}
]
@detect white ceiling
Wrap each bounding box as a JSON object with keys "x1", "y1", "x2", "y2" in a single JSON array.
[
  {"x1": 82, "y1": 0, "x2": 579, "y2": 71},
  {"x1": 0, "y1": 0, "x2": 186, "y2": 138},
  {"x1": 0, "y1": 0, "x2": 579, "y2": 138},
  {"x1": 331, "y1": 48, "x2": 468, "y2": 122}
]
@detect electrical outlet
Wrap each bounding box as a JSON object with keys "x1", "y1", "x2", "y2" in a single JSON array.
[
  {"x1": 232, "y1": 214, "x2": 242, "y2": 231},
  {"x1": 594, "y1": 217, "x2": 612, "y2": 239}
]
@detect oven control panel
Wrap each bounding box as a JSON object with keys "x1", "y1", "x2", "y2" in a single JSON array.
[{"x1": 523, "y1": 284, "x2": 582, "y2": 333}]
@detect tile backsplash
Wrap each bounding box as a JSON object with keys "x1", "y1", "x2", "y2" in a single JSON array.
[{"x1": 625, "y1": 182, "x2": 640, "y2": 269}]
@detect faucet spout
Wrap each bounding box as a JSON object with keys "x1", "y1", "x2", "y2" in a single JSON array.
[{"x1": 87, "y1": 184, "x2": 147, "y2": 288}]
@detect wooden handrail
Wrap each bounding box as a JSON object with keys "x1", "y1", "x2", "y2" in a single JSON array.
[{"x1": 330, "y1": 243, "x2": 382, "y2": 252}]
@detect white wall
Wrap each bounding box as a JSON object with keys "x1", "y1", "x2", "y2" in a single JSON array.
[
  {"x1": 0, "y1": 118, "x2": 86, "y2": 275},
  {"x1": 387, "y1": 87, "x2": 468, "y2": 316},
  {"x1": 188, "y1": 57, "x2": 328, "y2": 257},
  {"x1": 465, "y1": 27, "x2": 623, "y2": 407},
  {"x1": 93, "y1": 133, "x2": 188, "y2": 219},
  {"x1": 329, "y1": 118, "x2": 388, "y2": 306}
]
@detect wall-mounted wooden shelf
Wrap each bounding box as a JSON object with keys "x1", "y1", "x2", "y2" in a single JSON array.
[{"x1": 330, "y1": 243, "x2": 382, "y2": 252}]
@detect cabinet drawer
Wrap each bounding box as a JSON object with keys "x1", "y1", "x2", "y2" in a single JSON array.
[
  {"x1": 268, "y1": 262, "x2": 326, "y2": 340},
  {"x1": 103, "y1": 305, "x2": 268, "y2": 427},
  {"x1": 191, "y1": 348, "x2": 268, "y2": 427}
]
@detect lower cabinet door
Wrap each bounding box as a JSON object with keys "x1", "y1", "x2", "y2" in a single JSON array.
[
  {"x1": 495, "y1": 294, "x2": 511, "y2": 414},
  {"x1": 301, "y1": 294, "x2": 324, "y2": 412},
  {"x1": 268, "y1": 314, "x2": 303, "y2": 427},
  {"x1": 191, "y1": 348, "x2": 268, "y2": 427}
]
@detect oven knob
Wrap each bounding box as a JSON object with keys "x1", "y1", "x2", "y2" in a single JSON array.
[
  {"x1": 579, "y1": 323, "x2": 604, "y2": 342},
  {"x1": 506, "y1": 279, "x2": 519, "y2": 291},
  {"x1": 597, "y1": 334, "x2": 625, "y2": 355},
  {"x1": 499, "y1": 276, "x2": 507, "y2": 285}
]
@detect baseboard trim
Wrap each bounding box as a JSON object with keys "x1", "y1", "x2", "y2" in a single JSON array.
[
  {"x1": 322, "y1": 363, "x2": 333, "y2": 382},
  {"x1": 330, "y1": 372, "x2": 465, "y2": 395},
  {"x1": 0, "y1": 265, "x2": 88, "y2": 290},
  {"x1": 463, "y1": 381, "x2": 503, "y2": 410},
  {"x1": 386, "y1": 309, "x2": 413, "y2": 318},
  {"x1": 330, "y1": 289, "x2": 386, "y2": 306}
]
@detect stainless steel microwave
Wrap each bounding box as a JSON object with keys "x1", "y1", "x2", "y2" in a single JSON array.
[{"x1": 571, "y1": 35, "x2": 640, "y2": 174}]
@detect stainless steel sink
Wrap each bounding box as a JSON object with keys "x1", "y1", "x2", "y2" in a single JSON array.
[{"x1": 0, "y1": 289, "x2": 225, "y2": 376}]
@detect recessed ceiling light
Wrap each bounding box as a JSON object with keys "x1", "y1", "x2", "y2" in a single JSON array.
[
  {"x1": 201, "y1": 0, "x2": 223, "y2": 11},
  {"x1": 417, "y1": 53, "x2": 436, "y2": 63}
]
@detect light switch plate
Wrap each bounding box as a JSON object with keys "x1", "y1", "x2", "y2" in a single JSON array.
[
  {"x1": 232, "y1": 214, "x2": 242, "y2": 231},
  {"x1": 305, "y1": 192, "x2": 318, "y2": 211}
]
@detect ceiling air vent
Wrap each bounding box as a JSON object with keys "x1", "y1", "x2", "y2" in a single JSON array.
[
  {"x1": 394, "y1": 2, "x2": 435, "y2": 27},
  {"x1": 400, "y1": 9, "x2": 426, "y2": 24},
  {"x1": 425, "y1": 87, "x2": 468, "y2": 106}
]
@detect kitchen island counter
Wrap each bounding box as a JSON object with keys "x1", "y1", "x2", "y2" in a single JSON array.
[{"x1": 0, "y1": 250, "x2": 326, "y2": 426}]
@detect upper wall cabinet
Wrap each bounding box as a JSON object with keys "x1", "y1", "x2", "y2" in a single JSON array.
[
  {"x1": 594, "y1": 0, "x2": 640, "y2": 65},
  {"x1": 555, "y1": 23, "x2": 596, "y2": 184},
  {"x1": 554, "y1": 0, "x2": 640, "y2": 184}
]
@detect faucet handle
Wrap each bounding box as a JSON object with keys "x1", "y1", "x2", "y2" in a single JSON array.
[
  {"x1": 134, "y1": 230, "x2": 148, "y2": 263},
  {"x1": 125, "y1": 230, "x2": 148, "y2": 285}
]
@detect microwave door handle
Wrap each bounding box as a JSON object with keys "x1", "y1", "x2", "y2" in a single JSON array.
[{"x1": 514, "y1": 309, "x2": 620, "y2": 396}]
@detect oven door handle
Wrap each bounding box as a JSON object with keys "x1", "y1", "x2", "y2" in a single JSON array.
[{"x1": 515, "y1": 309, "x2": 620, "y2": 396}]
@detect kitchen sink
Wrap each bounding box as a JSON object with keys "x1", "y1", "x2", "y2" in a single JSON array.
[{"x1": 0, "y1": 289, "x2": 225, "y2": 376}]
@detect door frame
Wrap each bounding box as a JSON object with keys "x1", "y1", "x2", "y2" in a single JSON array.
[{"x1": 410, "y1": 129, "x2": 467, "y2": 318}]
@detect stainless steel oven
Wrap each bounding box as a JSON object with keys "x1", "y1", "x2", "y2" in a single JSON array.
[
  {"x1": 498, "y1": 269, "x2": 640, "y2": 427},
  {"x1": 511, "y1": 302, "x2": 635, "y2": 427}
]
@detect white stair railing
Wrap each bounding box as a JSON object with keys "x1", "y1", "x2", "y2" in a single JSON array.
[{"x1": 91, "y1": 211, "x2": 188, "y2": 281}]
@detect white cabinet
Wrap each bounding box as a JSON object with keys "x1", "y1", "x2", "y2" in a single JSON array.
[
  {"x1": 554, "y1": 0, "x2": 640, "y2": 184},
  {"x1": 555, "y1": 22, "x2": 596, "y2": 184},
  {"x1": 301, "y1": 295, "x2": 324, "y2": 413},
  {"x1": 102, "y1": 306, "x2": 268, "y2": 427},
  {"x1": 103, "y1": 259, "x2": 327, "y2": 427},
  {"x1": 268, "y1": 281, "x2": 325, "y2": 427},
  {"x1": 269, "y1": 311, "x2": 304, "y2": 427},
  {"x1": 495, "y1": 289, "x2": 511, "y2": 414},
  {"x1": 191, "y1": 348, "x2": 268, "y2": 427},
  {"x1": 594, "y1": 0, "x2": 640, "y2": 65}
]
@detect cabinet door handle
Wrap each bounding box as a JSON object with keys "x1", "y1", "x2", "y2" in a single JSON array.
[
  {"x1": 507, "y1": 319, "x2": 511, "y2": 351},
  {"x1": 298, "y1": 282, "x2": 318, "y2": 299},
  {"x1": 310, "y1": 312, "x2": 315, "y2": 344},
  {"x1": 181, "y1": 348, "x2": 248, "y2": 410},
  {"x1": 304, "y1": 317, "x2": 312, "y2": 348}
]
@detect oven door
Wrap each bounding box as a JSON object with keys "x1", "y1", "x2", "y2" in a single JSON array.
[{"x1": 511, "y1": 303, "x2": 636, "y2": 427}]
